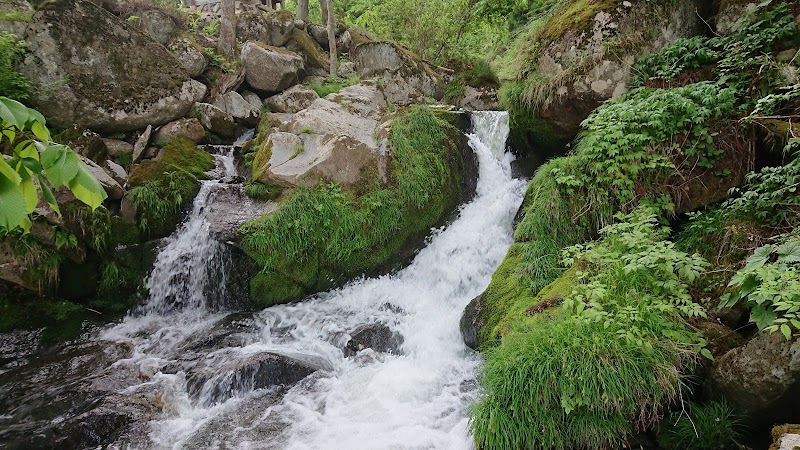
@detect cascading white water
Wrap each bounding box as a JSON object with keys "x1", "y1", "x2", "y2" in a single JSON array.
[{"x1": 102, "y1": 112, "x2": 526, "y2": 449}]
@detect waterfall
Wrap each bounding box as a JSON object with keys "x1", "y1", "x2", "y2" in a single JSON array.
[{"x1": 96, "y1": 112, "x2": 526, "y2": 449}]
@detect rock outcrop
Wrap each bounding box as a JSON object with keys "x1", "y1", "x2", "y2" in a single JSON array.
[
  {"x1": 21, "y1": 0, "x2": 200, "y2": 133},
  {"x1": 241, "y1": 42, "x2": 304, "y2": 93},
  {"x1": 265, "y1": 85, "x2": 319, "y2": 113}
]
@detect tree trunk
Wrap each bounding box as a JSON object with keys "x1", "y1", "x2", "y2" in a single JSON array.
[
  {"x1": 324, "y1": 0, "x2": 337, "y2": 77},
  {"x1": 319, "y1": 0, "x2": 328, "y2": 25},
  {"x1": 298, "y1": 0, "x2": 309, "y2": 22},
  {"x1": 220, "y1": 0, "x2": 236, "y2": 60}
]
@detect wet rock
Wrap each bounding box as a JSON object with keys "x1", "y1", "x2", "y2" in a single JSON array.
[
  {"x1": 192, "y1": 102, "x2": 236, "y2": 138},
  {"x1": 154, "y1": 118, "x2": 206, "y2": 144},
  {"x1": 22, "y1": 0, "x2": 200, "y2": 132},
  {"x1": 706, "y1": 332, "x2": 800, "y2": 425},
  {"x1": 132, "y1": 125, "x2": 152, "y2": 163},
  {"x1": 207, "y1": 184, "x2": 278, "y2": 243},
  {"x1": 186, "y1": 350, "x2": 326, "y2": 405},
  {"x1": 168, "y1": 38, "x2": 208, "y2": 77},
  {"x1": 213, "y1": 91, "x2": 260, "y2": 127},
  {"x1": 0, "y1": 329, "x2": 42, "y2": 372},
  {"x1": 343, "y1": 323, "x2": 403, "y2": 357},
  {"x1": 264, "y1": 84, "x2": 320, "y2": 113},
  {"x1": 102, "y1": 138, "x2": 134, "y2": 158},
  {"x1": 133, "y1": 8, "x2": 177, "y2": 44},
  {"x1": 460, "y1": 295, "x2": 484, "y2": 350},
  {"x1": 241, "y1": 42, "x2": 304, "y2": 93}
]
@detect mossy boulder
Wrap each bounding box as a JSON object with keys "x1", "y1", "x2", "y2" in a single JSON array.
[
  {"x1": 285, "y1": 28, "x2": 330, "y2": 77},
  {"x1": 506, "y1": 0, "x2": 709, "y2": 155},
  {"x1": 240, "y1": 106, "x2": 476, "y2": 307},
  {"x1": 21, "y1": 0, "x2": 202, "y2": 132},
  {"x1": 0, "y1": 0, "x2": 33, "y2": 35},
  {"x1": 127, "y1": 138, "x2": 214, "y2": 238}
]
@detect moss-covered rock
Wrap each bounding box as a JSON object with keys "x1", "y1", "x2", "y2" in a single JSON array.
[
  {"x1": 286, "y1": 28, "x2": 329, "y2": 77},
  {"x1": 240, "y1": 106, "x2": 475, "y2": 307}
]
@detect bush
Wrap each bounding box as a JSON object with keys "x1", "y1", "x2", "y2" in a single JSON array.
[
  {"x1": 657, "y1": 401, "x2": 742, "y2": 450},
  {"x1": 0, "y1": 32, "x2": 29, "y2": 101}
]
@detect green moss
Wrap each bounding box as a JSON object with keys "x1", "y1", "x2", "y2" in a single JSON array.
[
  {"x1": 307, "y1": 75, "x2": 360, "y2": 98},
  {"x1": 536, "y1": 0, "x2": 617, "y2": 44},
  {"x1": 241, "y1": 106, "x2": 466, "y2": 306},
  {"x1": 158, "y1": 137, "x2": 214, "y2": 179},
  {"x1": 109, "y1": 216, "x2": 140, "y2": 248},
  {"x1": 0, "y1": 293, "x2": 85, "y2": 342},
  {"x1": 288, "y1": 27, "x2": 329, "y2": 73}
]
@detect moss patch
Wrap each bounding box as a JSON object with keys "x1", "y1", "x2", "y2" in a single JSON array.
[
  {"x1": 537, "y1": 0, "x2": 618, "y2": 44},
  {"x1": 287, "y1": 28, "x2": 329, "y2": 74}
]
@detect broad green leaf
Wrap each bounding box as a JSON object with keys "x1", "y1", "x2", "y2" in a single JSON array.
[
  {"x1": 66, "y1": 159, "x2": 107, "y2": 209},
  {"x1": 781, "y1": 323, "x2": 792, "y2": 340},
  {"x1": 41, "y1": 144, "x2": 79, "y2": 188},
  {"x1": 0, "y1": 171, "x2": 28, "y2": 230},
  {"x1": 700, "y1": 348, "x2": 714, "y2": 361},
  {"x1": 37, "y1": 174, "x2": 60, "y2": 217},
  {"x1": 0, "y1": 158, "x2": 21, "y2": 185},
  {"x1": 30, "y1": 120, "x2": 50, "y2": 141},
  {"x1": 17, "y1": 141, "x2": 39, "y2": 161},
  {"x1": 2, "y1": 129, "x2": 15, "y2": 143},
  {"x1": 18, "y1": 170, "x2": 37, "y2": 213},
  {"x1": 777, "y1": 241, "x2": 800, "y2": 264},
  {"x1": 0, "y1": 97, "x2": 30, "y2": 129}
]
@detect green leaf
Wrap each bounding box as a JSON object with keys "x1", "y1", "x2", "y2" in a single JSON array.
[
  {"x1": 18, "y1": 170, "x2": 37, "y2": 213},
  {"x1": 0, "y1": 158, "x2": 21, "y2": 185},
  {"x1": 30, "y1": 120, "x2": 50, "y2": 142},
  {"x1": 700, "y1": 348, "x2": 714, "y2": 361},
  {"x1": 781, "y1": 323, "x2": 792, "y2": 340},
  {"x1": 0, "y1": 97, "x2": 30, "y2": 129},
  {"x1": 0, "y1": 171, "x2": 28, "y2": 230},
  {"x1": 777, "y1": 241, "x2": 800, "y2": 264},
  {"x1": 37, "y1": 174, "x2": 60, "y2": 218},
  {"x1": 40, "y1": 144, "x2": 79, "y2": 188},
  {"x1": 66, "y1": 159, "x2": 107, "y2": 209}
]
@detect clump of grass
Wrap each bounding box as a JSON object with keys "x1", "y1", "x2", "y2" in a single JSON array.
[
  {"x1": 63, "y1": 202, "x2": 112, "y2": 253},
  {"x1": 128, "y1": 171, "x2": 194, "y2": 235},
  {"x1": 657, "y1": 401, "x2": 742, "y2": 450},
  {"x1": 243, "y1": 181, "x2": 282, "y2": 201},
  {"x1": 98, "y1": 261, "x2": 141, "y2": 295},
  {"x1": 307, "y1": 75, "x2": 359, "y2": 98}
]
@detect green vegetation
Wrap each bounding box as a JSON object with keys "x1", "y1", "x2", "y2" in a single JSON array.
[
  {"x1": 240, "y1": 106, "x2": 466, "y2": 306},
  {"x1": 657, "y1": 401, "x2": 742, "y2": 450},
  {"x1": 472, "y1": 209, "x2": 708, "y2": 450},
  {"x1": 243, "y1": 181, "x2": 282, "y2": 201},
  {"x1": 0, "y1": 97, "x2": 107, "y2": 233},
  {"x1": 307, "y1": 75, "x2": 359, "y2": 98},
  {"x1": 0, "y1": 32, "x2": 28, "y2": 101}
]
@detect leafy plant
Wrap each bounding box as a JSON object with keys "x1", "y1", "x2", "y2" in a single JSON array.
[
  {"x1": 657, "y1": 401, "x2": 742, "y2": 450},
  {"x1": 127, "y1": 172, "x2": 188, "y2": 234},
  {"x1": 724, "y1": 158, "x2": 800, "y2": 230},
  {"x1": 203, "y1": 18, "x2": 220, "y2": 36},
  {"x1": 0, "y1": 32, "x2": 29, "y2": 101},
  {"x1": 0, "y1": 97, "x2": 107, "y2": 232},
  {"x1": 721, "y1": 235, "x2": 800, "y2": 338}
]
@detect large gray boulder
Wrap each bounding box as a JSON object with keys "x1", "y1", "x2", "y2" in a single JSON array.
[
  {"x1": 191, "y1": 103, "x2": 236, "y2": 138},
  {"x1": 102, "y1": 139, "x2": 134, "y2": 158},
  {"x1": 241, "y1": 42, "x2": 304, "y2": 93},
  {"x1": 352, "y1": 41, "x2": 446, "y2": 105},
  {"x1": 21, "y1": 0, "x2": 201, "y2": 133},
  {"x1": 236, "y1": 10, "x2": 296, "y2": 47},
  {"x1": 153, "y1": 118, "x2": 206, "y2": 144},
  {"x1": 288, "y1": 98, "x2": 378, "y2": 148},
  {"x1": 706, "y1": 331, "x2": 800, "y2": 422},
  {"x1": 265, "y1": 85, "x2": 319, "y2": 113},
  {"x1": 132, "y1": 8, "x2": 177, "y2": 45},
  {"x1": 326, "y1": 83, "x2": 386, "y2": 120},
  {"x1": 213, "y1": 91, "x2": 260, "y2": 127},
  {"x1": 167, "y1": 38, "x2": 208, "y2": 77},
  {"x1": 0, "y1": 0, "x2": 33, "y2": 35},
  {"x1": 82, "y1": 156, "x2": 124, "y2": 200}
]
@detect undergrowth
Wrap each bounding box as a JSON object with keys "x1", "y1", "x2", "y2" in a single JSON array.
[
  {"x1": 307, "y1": 75, "x2": 360, "y2": 98},
  {"x1": 0, "y1": 32, "x2": 28, "y2": 101},
  {"x1": 656, "y1": 401, "x2": 742, "y2": 450}
]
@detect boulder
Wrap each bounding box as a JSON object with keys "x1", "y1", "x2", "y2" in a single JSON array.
[
  {"x1": 236, "y1": 10, "x2": 296, "y2": 47},
  {"x1": 104, "y1": 160, "x2": 128, "y2": 185},
  {"x1": 102, "y1": 139, "x2": 134, "y2": 158},
  {"x1": 21, "y1": 0, "x2": 200, "y2": 133},
  {"x1": 213, "y1": 91, "x2": 260, "y2": 127},
  {"x1": 207, "y1": 184, "x2": 278, "y2": 243},
  {"x1": 186, "y1": 350, "x2": 326, "y2": 406},
  {"x1": 706, "y1": 332, "x2": 800, "y2": 424},
  {"x1": 325, "y1": 83, "x2": 386, "y2": 120},
  {"x1": 58, "y1": 127, "x2": 108, "y2": 163},
  {"x1": 191, "y1": 103, "x2": 236, "y2": 138},
  {"x1": 352, "y1": 41, "x2": 446, "y2": 105},
  {"x1": 189, "y1": 79, "x2": 208, "y2": 102},
  {"x1": 288, "y1": 98, "x2": 378, "y2": 148},
  {"x1": 240, "y1": 90, "x2": 264, "y2": 111},
  {"x1": 285, "y1": 28, "x2": 330, "y2": 77},
  {"x1": 716, "y1": 1, "x2": 760, "y2": 35},
  {"x1": 167, "y1": 38, "x2": 208, "y2": 77},
  {"x1": 338, "y1": 61, "x2": 356, "y2": 78},
  {"x1": 308, "y1": 24, "x2": 329, "y2": 49},
  {"x1": 153, "y1": 118, "x2": 206, "y2": 144},
  {"x1": 0, "y1": 0, "x2": 33, "y2": 35},
  {"x1": 460, "y1": 295, "x2": 484, "y2": 350},
  {"x1": 515, "y1": 0, "x2": 708, "y2": 154},
  {"x1": 460, "y1": 86, "x2": 499, "y2": 111},
  {"x1": 264, "y1": 85, "x2": 319, "y2": 113},
  {"x1": 132, "y1": 125, "x2": 152, "y2": 163},
  {"x1": 132, "y1": 8, "x2": 177, "y2": 45},
  {"x1": 241, "y1": 42, "x2": 304, "y2": 93},
  {"x1": 82, "y1": 157, "x2": 124, "y2": 200},
  {"x1": 343, "y1": 323, "x2": 404, "y2": 357},
  {"x1": 770, "y1": 425, "x2": 800, "y2": 450}
]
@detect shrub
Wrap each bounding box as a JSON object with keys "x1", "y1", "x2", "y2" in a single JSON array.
[
  {"x1": 0, "y1": 32, "x2": 29, "y2": 101},
  {"x1": 657, "y1": 401, "x2": 742, "y2": 450}
]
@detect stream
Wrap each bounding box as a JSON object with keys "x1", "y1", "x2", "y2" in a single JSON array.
[{"x1": 0, "y1": 111, "x2": 526, "y2": 449}]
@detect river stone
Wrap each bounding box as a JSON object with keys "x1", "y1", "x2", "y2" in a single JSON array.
[
  {"x1": 168, "y1": 38, "x2": 208, "y2": 77},
  {"x1": 460, "y1": 295, "x2": 484, "y2": 350},
  {"x1": 21, "y1": 0, "x2": 199, "y2": 133},
  {"x1": 133, "y1": 8, "x2": 177, "y2": 45},
  {"x1": 192, "y1": 102, "x2": 236, "y2": 138},
  {"x1": 186, "y1": 350, "x2": 327, "y2": 406},
  {"x1": 343, "y1": 323, "x2": 404, "y2": 357},
  {"x1": 265, "y1": 85, "x2": 319, "y2": 113},
  {"x1": 104, "y1": 159, "x2": 128, "y2": 185},
  {"x1": 326, "y1": 83, "x2": 386, "y2": 120},
  {"x1": 213, "y1": 91, "x2": 260, "y2": 127},
  {"x1": 102, "y1": 138, "x2": 134, "y2": 157},
  {"x1": 236, "y1": 10, "x2": 295, "y2": 47},
  {"x1": 132, "y1": 125, "x2": 152, "y2": 163},
  {"x1": 241, "y1": 42, "x2": 304, "y2": 93},
  {"x1": 154, "y1": 118, "x2": 206, "y2": 144},
  {"x1": 706, "y1": 332, "x2": 800, "y2": 423},
  {"x1": 207, "y1": 184, "x2": 278, "y2": 243}
]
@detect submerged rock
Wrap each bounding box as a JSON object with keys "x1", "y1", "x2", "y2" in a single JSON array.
[
  {"x1": 343, "y1": 323, "x2": 404, "y2": 357},
  {"x1": 22, "y1": 0, "x2": 200, "y2": 132},
  {"x1": 459, "y1": 295, "x2": 484, "y2": 351}
]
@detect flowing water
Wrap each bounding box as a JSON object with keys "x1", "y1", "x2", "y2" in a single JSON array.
[{"x1": 3, "y1": 112, "x2": 526, "y2": 449}]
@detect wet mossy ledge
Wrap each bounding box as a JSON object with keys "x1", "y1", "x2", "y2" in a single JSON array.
[{"x1": 239, "y1": 106, "x2": 473, "y2": 307}]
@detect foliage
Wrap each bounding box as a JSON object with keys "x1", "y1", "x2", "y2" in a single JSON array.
[
  {"x1": 0, "y1": 231, "x2": 62, "y2": 291},
  {"x1": 240, "y1": 106, "x2": 463, "y2": 305},
  {"x1": 127, "y1": 171, "x2": 192, "y2": 235},
  {"x1": 0, "y1": 32, "x2": 29, "y2": 101},
  {"x1": 307, "y1": 75, "x2": 359, "y2": 98},
  {"x1": 472, "y1": 209, "x2": 707, "y2": 450},
  {"x1": 64, "y1": 202, "x2": 112, "y2": 253},
  {"x1": 0, "y1": 97, "x2": 107, "y2": 233},
  {"x1": 243, "y1": 181, "x2": 282, "y2": 201},
  {"x1": 656, "y1": 401, "x2": 742, "y2": 450},
  {"x1": 724, "y1": 158, "x2": 800, "y2": 230},
  {"x1": 721, "y1": 235, "x2": 800, "y2": 338}
]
